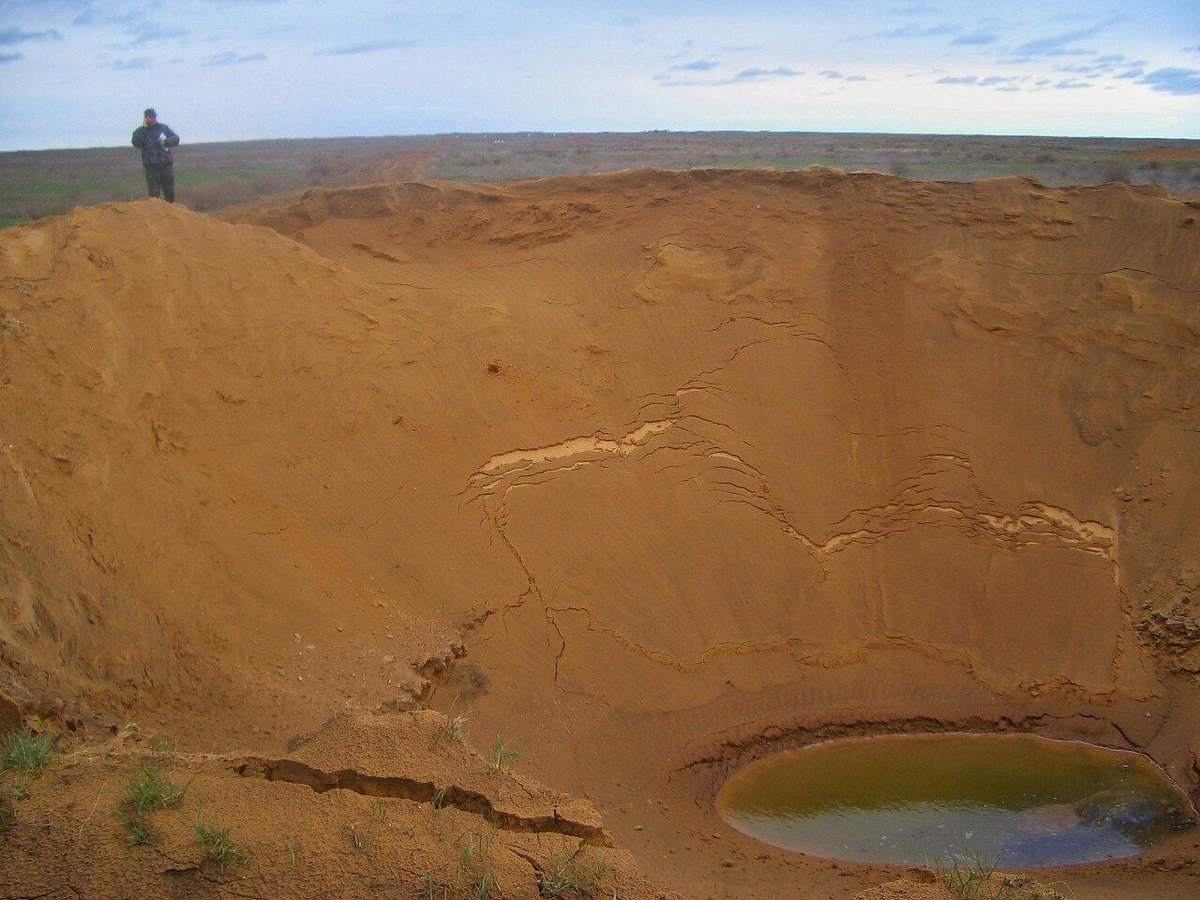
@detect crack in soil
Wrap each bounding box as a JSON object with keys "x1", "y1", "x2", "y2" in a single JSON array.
[{"x1": 230, "y1": 757, "x2": 612, "y2": 846}]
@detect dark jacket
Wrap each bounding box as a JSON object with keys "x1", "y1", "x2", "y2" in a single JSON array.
[{"x1": 131, "y1": 122, "x2": 180, "y2": 167}]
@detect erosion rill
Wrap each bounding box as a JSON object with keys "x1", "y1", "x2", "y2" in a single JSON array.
[{"x1": 1, "y1": 169, "x2": 1198, "y2": 898}]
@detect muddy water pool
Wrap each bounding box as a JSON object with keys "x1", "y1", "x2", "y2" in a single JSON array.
[{"x1": 717, "y1": 733, "x2": 1194, "y2": 867}]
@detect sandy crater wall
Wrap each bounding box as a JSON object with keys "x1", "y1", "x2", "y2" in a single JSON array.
[{"x1": 2, "y1": 168, "x2": 1198, "y2": 897}]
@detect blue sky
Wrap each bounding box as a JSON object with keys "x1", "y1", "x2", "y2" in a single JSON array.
[{"x1": 0, "y1": 0, "x2": 1197, "y2": 150}]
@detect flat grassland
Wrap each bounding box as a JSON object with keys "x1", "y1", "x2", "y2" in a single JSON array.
[{"x1": 2, "y1": 131, "x2": 1198, "y2": 227}]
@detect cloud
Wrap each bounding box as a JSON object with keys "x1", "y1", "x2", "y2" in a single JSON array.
[
  {"x1": 315, "y1": 38, "x2": 414, "y2": 56},
  {"x1": 606, "y1": 16, "x2": 641, "y2": 28},
  {"x1": 951, "y1": 30, "x2": 998, "y2": 46},
  {"x1": 731, "y1": 66, "x2": 801, "y2": 80},
  {"x1": 937, "y1": 73, "x2": 1023, "y2": 87},
  {"x1": 1055, "y1": 79, "x2": 1092, "y2": 89},
  {"x1": 0, "y1": 51, "x2": 22, "y2": 63},
  {"x1": 656, "y1": 65, "x2": 803, "y2": 88},
  {"x1": 1055, "y1": 54, "x2": 1147, "y2": 76},
  {"x1": 1185, "y1": 46, "x2": 1200, "y2": 54},
  {"x1": 0, "y1": 0, "x2": 90, "y2": 6},
  {"x1": 1117, "y1": 68, "x2": 1143, "y2": 79},
  {"x1": 813, "y1": 69, "x2": 867, "y2": 83},
  {"x1": 72, "y1": 8, "x2": 143, "y2": 26},
  {"x1": 1136, "y1": 67, "x2": 1200, "y2": 96},
  {"x1": 126, "y1": 21, "x2": 188, "y2": 45},
  {"x1": 104, "y1": 56, "x2": 153, "y2": 69},
  {"x1": 204, "y1": 50, "x2": 267, "y2": 66},
  {"x1": 1093, "y1": 53, "x2": 1142, "y2": 66},
  {"x1": 1012, "y1": 15, "x2": 1125, "y2": 58},
  {"x1": 671, "y1": 59, "x2": 719, "y2": 72},
  {"x1": 0, "y1": 26, "x2": 63, "y2": 45},
  {"x1": 866, "y1": 23, "x2": 958, "y2": 39}
]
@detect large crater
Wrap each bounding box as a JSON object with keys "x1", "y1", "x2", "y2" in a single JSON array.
[{"x1": 2, "y1": 168, "x2": 1198, "y2": 897}]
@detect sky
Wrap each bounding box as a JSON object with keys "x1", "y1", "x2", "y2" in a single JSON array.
[{"x1": 0, "y1": 0, "x2": 1197, "y2": 150}]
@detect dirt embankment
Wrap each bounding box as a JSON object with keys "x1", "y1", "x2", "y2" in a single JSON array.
[{"x1": 2, "y1": 168, "x2": 1199, "y2": 897}]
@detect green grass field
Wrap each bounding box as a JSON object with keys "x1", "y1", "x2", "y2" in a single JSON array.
[{"x1": 1, "y1": 132, "x2": 1197, "y2": 227}]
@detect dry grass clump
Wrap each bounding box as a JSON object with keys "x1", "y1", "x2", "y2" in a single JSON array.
[
  {"x1": 932, "y1": 855, "x2": 1070, "y2": 899},
  {"x1": 537, "y1": 847, "x2": 608, "y2": 897}
]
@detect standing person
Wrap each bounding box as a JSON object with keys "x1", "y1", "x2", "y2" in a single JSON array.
[{"x1": 131, "y1": 108, "x2": 180, "y2": 202}]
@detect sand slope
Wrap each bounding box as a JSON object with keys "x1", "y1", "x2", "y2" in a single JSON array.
[{"x1": 2, "y1": 169, "x2": 1199, "y2": 897}]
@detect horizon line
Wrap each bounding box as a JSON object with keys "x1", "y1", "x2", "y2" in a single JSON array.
[{"x1": 3, "y1": 128, "x2": 1199, "y2": 155}]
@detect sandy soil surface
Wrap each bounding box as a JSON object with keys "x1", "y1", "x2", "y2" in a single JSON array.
[{"x1": 1, "y1": 168, "x2": 1199, "y2": 897}]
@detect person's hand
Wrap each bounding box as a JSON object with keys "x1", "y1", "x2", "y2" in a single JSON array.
[{"x1": 157, "y1": 132, "x2": 166, "y2": 143}]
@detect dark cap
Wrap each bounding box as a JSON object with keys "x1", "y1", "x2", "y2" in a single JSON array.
[{"x1": 143, "y1": 108, "x2": 157, "y2": 118}]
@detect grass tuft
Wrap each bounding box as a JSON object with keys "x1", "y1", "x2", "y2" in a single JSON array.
[
  {"x1": 7, "y1": 773, "x2": 30, "y2": 801},
  {"x1": 116, "y1": 763, "x2": 190, "y2": 845},
  {"x1": 537, "y1": 847, "x2": 607, "y2": 897},
  {"x1": 435, "y1": 701, "x2": 470, "y2": 746},
  {"x1": 195, "y1": 819, "x2": 249, "y2": 868},
  {"x1": 933, "y1": 855, "x2": 999, "y2": 899},
  {"x1": 117, "y1": 806, "x2": 156, "y2": 845},
  {"x1": 418, "y1": 872, "x2": 452, "y2": 899},
  {"x1": 931, "y1": 855, "x2": 1069, "y2": 900},
  {"x1": 0, "y1": 775, "x2": 28, "y2": 834},
  {"x1": 1, "y1": 728, "x2": 57, "y2": 775},
  {"x1": 489, "y1": 735, "x2": 519, "y2": 772},
  {"x1": 457, "y1": 829, "x2": 497, "y2": 898}
]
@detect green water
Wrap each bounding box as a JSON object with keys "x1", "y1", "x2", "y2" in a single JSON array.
[{"x1": 717, "y1": 733, "x2": 1195, "y2": 867}]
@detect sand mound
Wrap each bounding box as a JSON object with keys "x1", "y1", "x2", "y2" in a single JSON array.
[
  {"x1": 3, "y1": 710, "x2": 670, "y2": 899},
  {"x1": 3, "y1": 169, "x2": 1200, "y2": 897}
]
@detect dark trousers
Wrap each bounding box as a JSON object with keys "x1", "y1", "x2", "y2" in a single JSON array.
[{"x1": 144, "y1": 165, "x2": 176, "y2": 203}]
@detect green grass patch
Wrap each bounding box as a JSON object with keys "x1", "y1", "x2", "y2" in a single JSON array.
[
  {"x1": 116, "y1": 762, "x2": 190, "y2": 845},
  {"x1": 195, "y1": 818, "x2": 249, "y2": 868},
  {"x1": 1, "y1": 728, "x2": 56, "y2": 775}
]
